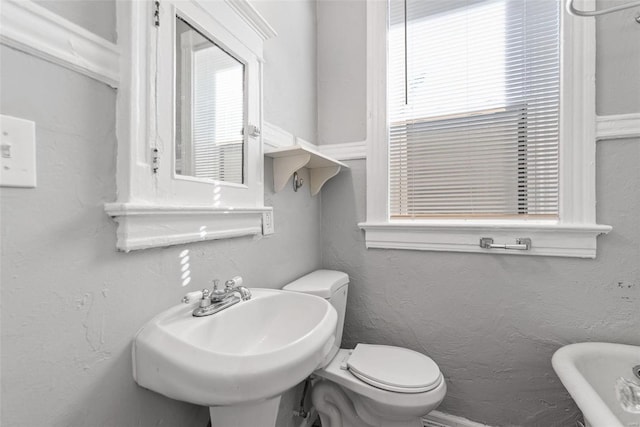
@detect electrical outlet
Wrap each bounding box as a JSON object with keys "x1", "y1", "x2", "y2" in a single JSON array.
[{"x1": 262, "y1": 211, "x2": 274, "y2": 235}]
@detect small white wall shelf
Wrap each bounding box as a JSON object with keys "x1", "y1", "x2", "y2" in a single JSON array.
[{"x1": 265, "y1": 144, "x2": 348, "y2": 195}]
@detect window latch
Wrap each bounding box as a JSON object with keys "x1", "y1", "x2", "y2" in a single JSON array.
[
  {"x1": 246, "y1": 124, "x2": 261, "y2": 138},
  {"x1": 480, "y1": 237, "x2": 531, "y2": 251}
]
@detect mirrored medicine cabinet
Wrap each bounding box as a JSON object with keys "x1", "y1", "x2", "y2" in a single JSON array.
[
  {"x1": 105, "y1": 0, "x2": 277, "y2": 251},
  {"x1": 174, "y1": 15, "x2": 245, "y2": 184}
]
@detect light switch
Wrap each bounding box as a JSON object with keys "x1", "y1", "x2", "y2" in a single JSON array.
[{"x1": 1, "y1": 115, "x2": 36, "y2": 188}]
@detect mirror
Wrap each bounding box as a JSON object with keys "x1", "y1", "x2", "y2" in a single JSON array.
[{"x1": 175, "y1": 16, "x2": 245, "y2": 184}]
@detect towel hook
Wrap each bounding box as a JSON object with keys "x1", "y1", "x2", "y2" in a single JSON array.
[{"x1": 566, "y1": 0, "x2": 640, "y2": 22}]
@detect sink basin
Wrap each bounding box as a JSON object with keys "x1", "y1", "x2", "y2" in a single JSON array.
[
  {"x1": 553, "y1": 342, "x2": 640, "y2": 427},
  {"x1": 133, "y1": 288, "x2": 337, "y2": 408}
]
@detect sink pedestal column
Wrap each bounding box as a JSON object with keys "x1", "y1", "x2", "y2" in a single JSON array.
[{"x1": 209, "y1": 395, "x2": 282, "y2": 427}]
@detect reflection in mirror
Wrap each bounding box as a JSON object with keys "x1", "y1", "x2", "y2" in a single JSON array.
[{"x1": 175, "y1": 16, "x2": 245, "y2": 184}]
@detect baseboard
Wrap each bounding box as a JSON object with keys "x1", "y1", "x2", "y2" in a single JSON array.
[
  {"x1": 299, "y1": 407, "x2": 488, "y2": 427},
  {"x1": 423, "y1": 410, "x2": 491, "y2": 427}
]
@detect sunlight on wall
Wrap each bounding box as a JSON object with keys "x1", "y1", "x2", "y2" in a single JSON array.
[{"x1": 179, "y1": 249, "x2": 191, "y2": 287}]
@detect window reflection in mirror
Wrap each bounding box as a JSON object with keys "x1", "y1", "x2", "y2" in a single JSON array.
[{"x1": 175, "y1": 16, "x2": 245, "y2": 184}]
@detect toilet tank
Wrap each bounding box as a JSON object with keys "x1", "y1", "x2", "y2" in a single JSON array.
[{"x1": 283, "y1": 270, "x2": 349, "y2": 349}]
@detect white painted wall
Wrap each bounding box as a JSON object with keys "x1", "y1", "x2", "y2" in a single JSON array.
[
  {"x1": 317, "y1": 1, "x2": 640, "y2": 425},
  {"x1": 0, "y1": 1, "x2": 319, "y2": 426}
]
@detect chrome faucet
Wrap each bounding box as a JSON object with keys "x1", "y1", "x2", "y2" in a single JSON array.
[
  {"x1": 213, "y1": 276, "x2": 252, "y2": 302},
  {"x1": 182, "y1": 276, "x2": 251, "y2": 317}
]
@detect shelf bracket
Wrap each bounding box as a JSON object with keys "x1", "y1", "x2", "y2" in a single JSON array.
[{"x1": 309, "y1": 166, "x2": 342, "y2": 196}]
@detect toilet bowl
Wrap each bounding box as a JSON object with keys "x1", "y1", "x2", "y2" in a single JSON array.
[{"x1": 283, "y1": 270, "x2": 446, "y2": 427}]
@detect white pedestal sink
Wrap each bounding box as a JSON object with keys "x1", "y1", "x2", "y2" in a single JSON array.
[
  {"x1": 209, "y1": 396, "x2": 281, "y2": 427},
  {"x1": 132, "y1": 288, "x2": 338, "y2": 427}
]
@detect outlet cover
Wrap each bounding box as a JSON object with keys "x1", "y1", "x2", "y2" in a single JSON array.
[{"x1": 262, "y1": 211, "x2": 274, "y2": 235}]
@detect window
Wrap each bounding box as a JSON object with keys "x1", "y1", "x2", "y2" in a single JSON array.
[
  {"x1": 360, "y1": 0, "x2": 611, "y2": 258},
  {"x1": 389, "y1": 0, "x2": 558, "y2": 219}
]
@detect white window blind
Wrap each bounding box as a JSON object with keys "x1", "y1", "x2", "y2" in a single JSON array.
[
  {"x1": 193, "y1": 46, "x2": 244, "y2": 184},
  {"x1": 388, "y1": 0, "x2": 560, "y2": 219}
]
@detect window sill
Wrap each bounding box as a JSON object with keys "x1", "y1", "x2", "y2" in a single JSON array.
[
  {"x1": 358, "y1": 221, "x2": 612, "y2": 258},
  {"x1": 105, "y1": 203, "x2": 272, "y2": 252}
]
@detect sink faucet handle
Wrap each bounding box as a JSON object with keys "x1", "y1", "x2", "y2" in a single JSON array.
[
  {"x1": 199, "y1": 288, "x2": 212, "y2": 308},
  {"x1": 182, "y1": 288, "x2": 212, "y2": 304},
  {"x1": 182, "y1": 290, "x2": 204, "y2": 304},
  {"x1": 225, "y1": 276, "x2": 243, "y2": 290}
]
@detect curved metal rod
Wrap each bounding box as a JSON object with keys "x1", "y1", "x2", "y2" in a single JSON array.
[{"x1": 566, "y1": 0, "x2": 640, "y2": 17}]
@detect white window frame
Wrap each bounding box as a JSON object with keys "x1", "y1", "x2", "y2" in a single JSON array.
[
  {"x1": 359, "y1": 0, "x2": 611, "y2": 258},
  {"x1": 105, "y1": 0, "x2": 276, "y2": 252}
]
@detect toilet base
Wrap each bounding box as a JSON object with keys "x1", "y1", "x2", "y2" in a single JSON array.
[{"x1": 311, "y1": 381, "x2": 425, "y2": 427}]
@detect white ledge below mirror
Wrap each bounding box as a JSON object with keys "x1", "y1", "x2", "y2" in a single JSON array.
[
  {"x1": 265, "y1": 144, "x2": 348, "y2": 196},
  {"x1": 104, "y1": 203, "x2": 272, "y2": 252}
]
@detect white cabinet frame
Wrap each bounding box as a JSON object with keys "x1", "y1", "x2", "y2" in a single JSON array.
[{"x1": 105, "y1": 0, "x2": 276, "y2": 251}]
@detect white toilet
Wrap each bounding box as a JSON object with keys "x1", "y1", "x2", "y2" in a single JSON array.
[{"x1": 283, "y1": 270, "x2": 446, "y2": 427}]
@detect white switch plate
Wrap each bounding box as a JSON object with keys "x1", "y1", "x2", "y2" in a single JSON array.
[
  {"x1": 262, "y1": 211, "x2": 274, "y2": 235},
  {"x1": 1, "y1": 115, "x2": 36, "y2": 188}
]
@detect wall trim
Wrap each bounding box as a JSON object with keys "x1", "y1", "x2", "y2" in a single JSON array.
[
  {"x1": 263, "y1": 121, "x2": 296, "y2": 149},
  {"x1": 104, "y1": 203, "x2": 272, "y2": 252},
  {"x1": 596, "y1": 113, "x2": 640, "y2": 140},
  {"x1": 423, "y1": 410, "x2": 491, "y2": 427},
  {"x1": 314, "y1": 112, "x2": 640, "y2": 162},
  {"x1": 318, "y1": 140, "x2": 367, "y2": 161},
  {"x1": 224, "y1": 0, "x2": 278, "y2": 41},
  {"x1": 262, "y1": 121, "x2": 320, "y2": 152},
  {"x1": 0, "y1": 0, "x2": 120, "y2": 88},
  {"x1": 295, "y1": 408, "x2": 490, "y2": 427}
]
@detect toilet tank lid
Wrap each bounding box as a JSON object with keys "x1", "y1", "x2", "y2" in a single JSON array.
[{"x1": 283, "y1": 270, "x2": 349, "y2": 298}]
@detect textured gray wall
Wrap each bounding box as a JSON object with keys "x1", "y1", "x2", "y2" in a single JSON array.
[
  {"x1": 0, "y1": 1, "x2": 319, "y2": 426},
  {"x1": 317, "y1": 0, "x2": 366, "y2": 145},
  {"x1": 321, "y1": 151, "x2": 639, "y2": 425},
  {"x1": 596, "y1": 1, "x2": 640, "y2": 114},
  {"x1": 317, "y1": 1, "x2": 640, "y2": 425},
  {"x1": 35, "y1": 0, "x2": 116, "y2": 43},
  {"x1": 255, "y1": 0, "x2": 318, "y2": 143}
]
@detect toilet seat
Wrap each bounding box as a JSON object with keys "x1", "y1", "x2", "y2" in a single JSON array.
[{"x1": 345, "y1": 344, "x2": 442, "y2": 393}]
